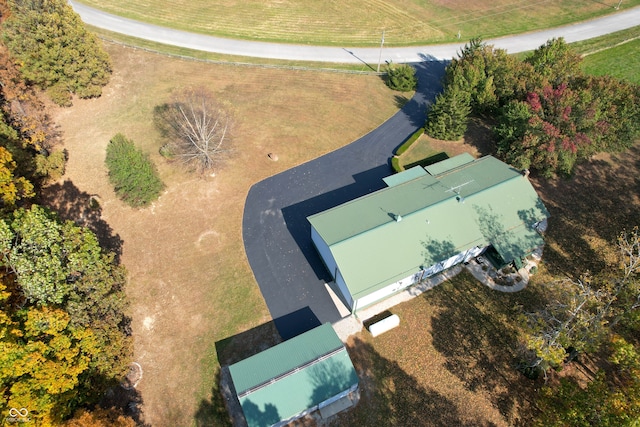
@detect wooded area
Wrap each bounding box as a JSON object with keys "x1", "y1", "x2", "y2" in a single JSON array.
[
  {"x1": 426, "y1": 38, "x2": 640, "y2": 177},
  {"x1": 0, "y1": 1, "x2": 135, "y2": 425}
]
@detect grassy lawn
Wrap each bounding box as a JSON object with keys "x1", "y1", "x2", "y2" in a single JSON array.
[
  {"x1": 76, "y1": 0, "x2": 639, "y2": 46},
  {"x1": 581, "y1": 38, "x2": 640, "y2": 84},
  {"x1": 49, "y1": 41, "x2": 401, "y2": 427},
  {"x1": 338, "y1": 270, "x2": 543, "y2": 426}
]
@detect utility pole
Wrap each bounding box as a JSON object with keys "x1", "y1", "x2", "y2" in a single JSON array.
[
  {"x1": 615, "y1": 0, "x2": 622, "y2": 9},
  {"x1": 377, "y1": 30, "x2": 385, "y2": 73}
]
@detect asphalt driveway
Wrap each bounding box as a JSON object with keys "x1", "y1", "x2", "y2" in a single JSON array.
[{"x1": 242, "y1": 61, "x2": 446, "y2": 338}]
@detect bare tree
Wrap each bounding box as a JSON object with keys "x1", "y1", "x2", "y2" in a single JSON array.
[
  {"x1": 155, "y1": 87, "x2": 233, "y2": 172},
  {"x1": 521, "y1": 227, "x2": 640, "y2": 370}
]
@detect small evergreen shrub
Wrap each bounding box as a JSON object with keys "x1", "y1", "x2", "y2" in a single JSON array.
[
  {"x1": 159, "y1": 144, "x2": 175, "y2": 159},
  {"x1": 425, "y1": 85, "x2": 471, "y2": 141},
  {"x1": 105, "y1": 134, "x2": 164, "y2": 208},
  {"x1": 385, "y1": 63, "x2": 418, "y2": 92}
]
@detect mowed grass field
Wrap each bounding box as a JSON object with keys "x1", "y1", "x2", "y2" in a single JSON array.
[
  {"x1": 75, "y1": 0, "x2": 640, "y2": 46},
  {"x1": 582, "y1": 38, "x2": 640, "y2": 84}
]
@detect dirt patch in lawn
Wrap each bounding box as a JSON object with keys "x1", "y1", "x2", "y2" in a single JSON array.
[{"x1": 45, "y1": 41, "x2": 400, "y2": 426}]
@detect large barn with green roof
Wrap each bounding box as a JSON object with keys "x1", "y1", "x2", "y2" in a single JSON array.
[{"x1": 307, "y1": 154, "x2": 549, "y2": 313}]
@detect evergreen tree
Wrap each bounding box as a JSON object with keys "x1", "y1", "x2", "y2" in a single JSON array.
[
  {"x1": 425, "y1": 83, "x2": 471, "y2": 141},
  {"x1": 105, "y1": 134, "x2": 164, "y2": 208}
]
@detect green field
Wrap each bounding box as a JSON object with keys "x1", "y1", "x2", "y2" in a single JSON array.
[
  {"x1": 77, "y1": 0, "x2": 639, "y2": 46},
  {"x1": 581, "y1": 38, "x2": 640, "y2": 84}
]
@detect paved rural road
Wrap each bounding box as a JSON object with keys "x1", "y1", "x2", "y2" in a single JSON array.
[
  {"x1": 70, "y1": 2, "x2": 640, "y2": 338},
  {"x1": 70, "y1": 1, "x2": 640, "y2": 63}
]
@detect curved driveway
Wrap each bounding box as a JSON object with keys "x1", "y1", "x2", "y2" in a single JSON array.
[
  {"x1": 70, "y1": 2, "x2": 640, "y2": 337},
  {"x1": 242, "y1": 62, "x2": 446, "y2": 338}
]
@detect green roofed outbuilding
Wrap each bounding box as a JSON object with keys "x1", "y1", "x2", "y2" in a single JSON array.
[
  {"x1": 308, "y1": 154, "x2": 549, "y2": 313},
  {"x1": 228, "y1": 323, "x2": 359, "y2": 427}
]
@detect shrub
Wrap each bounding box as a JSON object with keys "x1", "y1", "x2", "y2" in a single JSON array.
[
  {"x1": 385, "y1": 63, "x2": 418, "y2": 92},
  {"x1": 391, "y1": 156, "x2": 402, "y2": 172},
  {"x1": 105, "y1": 134, "x2": 164, "y2": 207},
  {"x1": 46, "y1": 84, "x2": 72, "y2": 107},
  {"x1": 395, "y1": 128, "x2": 424, "y2": 156}
]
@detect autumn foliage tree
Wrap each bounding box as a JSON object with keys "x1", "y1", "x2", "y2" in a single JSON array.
[
  {"x1": 429, "y1": 37, "x2": 640, "y2": 177},
  {"x1": 522, "y1": 228, "x2": 640, "y2": 369},
  {"x1": 63, "y1": 407, "x2": 136, "y2": 427},
  {"x1": 0, "y1": 206, "x2": 132, "y2": 425},
  {"x1": 2, "y1": 0, "x2": 111, "y2": 106},
  {"x1": 0, "y1": 40, "x2": 62, "y2": 194},
  {"x1": 535, "y1": 334, "x2": 640, "y2": 426},
  {"x1": 0, "y1": 298, "x2": 100, "y2": 425}
]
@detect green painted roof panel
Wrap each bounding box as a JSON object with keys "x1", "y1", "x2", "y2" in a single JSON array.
[
  {"x1": 425, "y1": 152, "x2": 475, "y2": 175},
  {"x1": 309, "y1": 156, "x2": 549, "y2": 302},
  {"x1": 332, "y1": 197, "x2": 486, "y2": 299},
  {"x1": 308, "y1": 172, "x2": 442, "y2": 246},
  {"x1": 492, "y1": 224, "x2": 545, "y2": 264},
  {"x1": 237, "y1": 348, "x2": 358, "y2": 427},
  {"x1": 382, "y1": 165, "x2": 427, "y2": 187},
  {"x1": 228, "y1": 323, "x2": 343, "y2": 395}
]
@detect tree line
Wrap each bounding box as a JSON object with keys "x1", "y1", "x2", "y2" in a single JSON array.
[
  {"x1": 425, "y1": 38, "x2": 640, "y2": 177},
  {"x1": 424, "y1": 37, "x2": 640, "y2": 424},
  {"x1": 0, "y1": 1, "x2": 136, "y2": 425}
]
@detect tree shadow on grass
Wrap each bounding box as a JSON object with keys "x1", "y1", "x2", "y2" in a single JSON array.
[
  {"x1": 194, "y1": 368, "x2": 234, "y2": 427},
  {"x1": 38, "y1": 179, "x2": 124, "y2": 261},
  {"x1": 334, "y1": 337, "x2": 464, "y2": 426},
  {"x1": 194, "y1": 320, "x2": 283, "y2": 427},
  {"x1": 427, "y1": 272, "x2": 541, "y2": 425},
  {"x1": 99, "y1": 376, "x2": 151, "y2": 427},
  {"x1": 530, "y1": 143, "x2": 640, "y2": 277}
]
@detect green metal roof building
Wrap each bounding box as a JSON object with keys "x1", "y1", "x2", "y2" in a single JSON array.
[
  {"x1": 308, "y1": 154, "x2": 549, "y2": 313},
  {"x1": 228, "y1": 323, "x2": 359, "y2": 427}
]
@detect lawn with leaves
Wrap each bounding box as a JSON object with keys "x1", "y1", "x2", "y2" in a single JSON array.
[{"x1": 338, "y1": 271, "x2": 543, "y2": 426}]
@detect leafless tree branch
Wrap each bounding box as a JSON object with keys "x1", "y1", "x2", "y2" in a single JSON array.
[{"x1": 154, "y1": 87, "x2": 233, "y2": 173}]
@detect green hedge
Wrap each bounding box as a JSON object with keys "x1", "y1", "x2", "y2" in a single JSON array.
[
  {"x1": 105, "y1": 134, "x2": 164, "y2": 208},
  {"x1": 391, "y1": 156, "x2": 402, "y2": 173},
  {"x1": 395, "y1": 128, "x2": 424, "y2": 156}
]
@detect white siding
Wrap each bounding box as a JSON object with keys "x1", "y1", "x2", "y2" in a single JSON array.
[
  {"x1": 355, "y1": 270, "x2": 420, "y2": 310},
  {"x1": 335, "y1": 268, "x2": 354, "y2": 309},
  {"x1": 311, "y1": 227, "x2": 337, "y2": 279}
]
